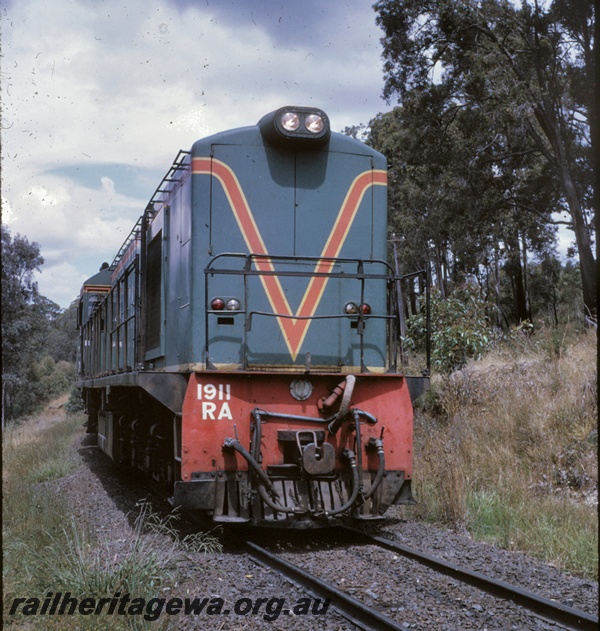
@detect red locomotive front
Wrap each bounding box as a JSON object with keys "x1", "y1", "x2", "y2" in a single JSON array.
[{"x1": 175, "y1": 372, "x2": 414, "y2": 526}]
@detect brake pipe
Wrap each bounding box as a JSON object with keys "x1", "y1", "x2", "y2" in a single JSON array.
[
  {"x1": 250, "y1": 410, "x2": 302, "y2": 514},
  {"x1": 257, "y1": 484, "x2": 301, "y2": 514},
  {"x1": 223, "y1": 435, "x2": 302, "y2": 514},
  {"x1": 222, "y1": 437, "x2": 278, "y2": 499},
  {"x1": 325, "y1": 449, "x2": 360, "y2": 516},
  {"x1": 363, "y1": 436, "x2": 385, "y2": 500},
  {"x1": 252, "y1": 408, "x2": 333, "y2": 424},
  {"x1": 352, "y1": 408, "x2": 364, "y2": 496},
  {"x1": 250, "y1": 408, "x2": 263, "y2": 465},
  {"x1": 250, "y1": 405, "x2": 377, "y2": 427},
  {"x1": 328, "y1": 375, "x2": 356, "y2": 434},
  {"x1": 352, "y1": 408, "x2": 378, "y2": 425}
]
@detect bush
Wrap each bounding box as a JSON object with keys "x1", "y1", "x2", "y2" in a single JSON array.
[
  {"x1": 65, "y1": 386, "x2": 85, "y2": 415},
  {"x1": 7, "y1": 357, "x2": 76, "y2": 419},
  {"x1": 409, "y1": 329, "x2": 598, "y2": 578},
  {"x1": 406, "y1": 284, "x2": 495, "y2": 373}
]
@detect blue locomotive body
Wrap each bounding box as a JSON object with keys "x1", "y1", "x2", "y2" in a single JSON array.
[{"x1": 77, "y1": 106, "x2": 420, "y2": 527}]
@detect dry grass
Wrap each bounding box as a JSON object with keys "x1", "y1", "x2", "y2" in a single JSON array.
[
  {"x1": 2, "y1": 400, "x2": 220, "y2": 630},
  {"x1": 408, "y1": 327, "x2": 597, "y2": 578}
]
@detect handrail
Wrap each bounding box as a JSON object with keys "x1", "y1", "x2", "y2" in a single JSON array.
[
  {"x1": 109, "y1": 217, "x2": 143, "y2": 272},
  {"x1": 108, "y1": 149, "x2": 192, "y2": 274},
  {"x1": 206, "y1": 251, "x2": 397, "y2": 277},
  {"x1": 204, "y1": 252, "x2": 401, "y2": 371},
  {"x1": 145, "y1": 149, "x2": 191, "y2": 213}
]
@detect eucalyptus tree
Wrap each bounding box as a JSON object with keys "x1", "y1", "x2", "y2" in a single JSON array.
[
  {"x1": 369, "y1": 85, "x2": 557, "y2": 324},
  {"x1": 0, "y1": 226, "x2": 64, "y2": 422},
  {"x1": 373, "y1": 0, "x2": 596, "y2": 316}
]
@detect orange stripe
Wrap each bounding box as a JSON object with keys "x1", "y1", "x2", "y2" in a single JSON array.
[
  {"x1": 195, "y1": 158, "x2": 296, "y2": 339},
  {"x1": 193, "y1": 157, "x2": 386, "y2": 360}
]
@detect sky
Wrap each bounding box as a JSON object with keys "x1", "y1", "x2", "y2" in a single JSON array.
[{"x1": 1, "y1": 0, "x2": 393, "y2": 308}]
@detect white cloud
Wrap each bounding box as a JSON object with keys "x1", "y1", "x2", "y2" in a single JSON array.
[
  {"x1": 8, "y1": 172, "x2": 142, "y2": 271},
  {"x1": 28, "y1": 186, "x2": 69, "y2": 207},
  {"x1": 35, "y1": 260, "x2": 88, "y2": 309},
  {"x1": 101, "y1": 177, "x2": 116, "y2": 195},
  {"x1": 2, "y1": 0, "x2": 389, "y2": 307},
  {"x1": 1, "y1": 196, "x2": 16, "y2": 225}
]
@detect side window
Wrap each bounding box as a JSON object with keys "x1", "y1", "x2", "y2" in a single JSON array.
[
  {"x1": 145, "y1": 230, "x2": 163, "y2": 351},
  {"x1": 88, "y1": 294, "x2": 98, "y2": 315},
  {"x1": 127, "y1": 266, "x2": 136, "y2": 318}
]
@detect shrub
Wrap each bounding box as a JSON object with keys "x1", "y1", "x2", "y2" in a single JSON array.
[
  {"x1": 7, "y1": 357, "x2": 76, "y2": 419},
  {"x1": 409, "y1": 329, "x2": 597, "y2": 578},
  {"x1": 406, "y1": 284, "x2": 495, "y2": 373},
  {"x1": 65, "y1": 386, "x2": 85, "y2": 415}
]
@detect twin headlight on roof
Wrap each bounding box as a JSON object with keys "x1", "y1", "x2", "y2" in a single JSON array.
[
  {"x1": 258, "y1": 106, "x2": 331, "y2": 147},
  {"x1": 280, "y1": 111, "x2": 325, "y2": 134}
]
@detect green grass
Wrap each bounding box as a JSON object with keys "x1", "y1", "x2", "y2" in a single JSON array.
[
  {"x1": 467, "y1": 489, "x2": 598, "y2": 579},
  {"x1": 3, "y1": 408, "x2": 221, "y2": 630}
]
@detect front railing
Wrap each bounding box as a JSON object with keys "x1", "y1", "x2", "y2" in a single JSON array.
[{"x1": 204, "y1": 252, "x2": 427, "y2": 372}]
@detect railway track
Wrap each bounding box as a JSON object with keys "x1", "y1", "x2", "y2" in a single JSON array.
[
  {"x1": 244, "y1": 538, "x2": 405, "y2": 631},
  {"x1": 241, "y1": 527, "x2": 598, "y2": 631}
]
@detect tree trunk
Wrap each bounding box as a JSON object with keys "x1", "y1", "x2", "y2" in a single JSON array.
[
  {"x1": 521, "y1": 234, "x2": 532, "y2": 322},
  {"x1": 434, "y1": 248, "x2": 445, "y2": 298},
  {"x1": 525, "y1": 79, "x2": 597, "y2": 318},
  {"x1": 556, "y1": 161, "x2": 597, "y2": 317},
  {"x1": 487, "y1": 244, "x2": 503, "y2": 328},
  {"x1": 506, "y1": 236, "x2": 529, "y2": 324}
]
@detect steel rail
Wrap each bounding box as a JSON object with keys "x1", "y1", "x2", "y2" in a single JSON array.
[
  {"x1": 243, "y1": 540, "x2": 406, "y2": 631},
  {"x1": 342, "y1": 526, "x2": 598, "y2": 631}
]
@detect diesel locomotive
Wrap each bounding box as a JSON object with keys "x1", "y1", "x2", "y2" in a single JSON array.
[{"x1": 76, "y1": 105, "x2": 428, "y2": 528}]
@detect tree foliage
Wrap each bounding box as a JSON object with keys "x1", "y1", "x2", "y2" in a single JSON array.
[
  {"x1": 2, "y1": 226, "x2": 45, "y2": 420},
  {"x1": 373, "y1": 0, "x2": 596, "y2": 316},
  {"x1": 406, "y1": 284, "x2": 494, "y2": 373},
  {"x1": 1, "y1": 226, "x2": 78, "y2": 423}
]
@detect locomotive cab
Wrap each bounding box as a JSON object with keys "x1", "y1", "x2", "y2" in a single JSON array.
[{"x1": 77, "y1": 262, "x2": 111, "y2": 328}]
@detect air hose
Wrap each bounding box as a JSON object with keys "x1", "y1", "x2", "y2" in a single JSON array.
[{"x1": 327, "y1": 374, "x2": 356, "y2": 434}]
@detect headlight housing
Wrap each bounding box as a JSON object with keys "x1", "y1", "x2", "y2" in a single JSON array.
[
  {"x1": 258, "y1": 106, "x2": 331, "y2": 148},
  {"x1": 226, "y1": 299, "x2": 241, "y2": 311},
  {"x1": 305, "y1": 113, "x2": 324, "y2": 133},
  {"x1": 344, "y1": 302, "x2": 372, "y2": 316}
]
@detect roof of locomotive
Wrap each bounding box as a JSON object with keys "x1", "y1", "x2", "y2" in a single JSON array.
[
  {"x1": 191, "y1": 106, "x2": 386, "y2": 163},
  {"x1": 78, "y1": 107, "x2": 385, "y2": 300},
  {"x1": 80, "y1": 264, "x2": 112, "y2": 294}
]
